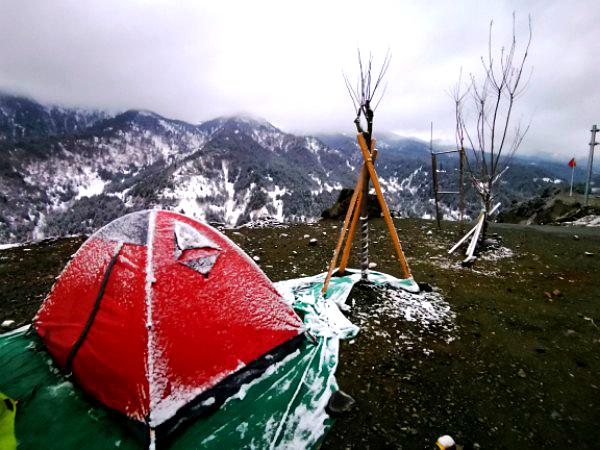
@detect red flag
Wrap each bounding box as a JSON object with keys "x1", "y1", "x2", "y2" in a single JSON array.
[{"x1": 568, "y1": 158, "x2": 576, "y2": 168}]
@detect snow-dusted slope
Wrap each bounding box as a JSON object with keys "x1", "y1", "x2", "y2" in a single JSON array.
[
  {"x1": 0, "y1": 101, "x2": 355, "y2": 242},
  {"x1": 0, "y1": 93, "x2": 108, "y2": 142},
  {"x1": 0, "y1": 94, "x2": 572, "y2": 244}
]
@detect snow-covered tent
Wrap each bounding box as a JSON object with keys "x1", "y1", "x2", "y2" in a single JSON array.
[{"x1": 33, "y1": 210, "x2": 304, "y2": 444}]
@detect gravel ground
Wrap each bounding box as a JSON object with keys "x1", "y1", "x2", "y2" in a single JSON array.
[{"x1": 1, "y1": 218, "x2": 599, "y2": 449}]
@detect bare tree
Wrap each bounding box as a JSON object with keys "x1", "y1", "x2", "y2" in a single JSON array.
[
  {"x1": 343, "y1": 50, "x2": 391, "y2": 279},
  {"x1": 321, "y1": 50, "x2": 415, "y2": 294},
  {"x1": 344, "y1": 49, "x2": 391, "y2": 141},
  {"x1": 454, "y1": 13, "x2": 532, "y2": 239}
]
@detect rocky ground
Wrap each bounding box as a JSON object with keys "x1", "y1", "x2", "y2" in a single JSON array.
[
  {"x1": 498, "y1": 187, "x2": 600, "y2": 226},
  {"x1": 1, "y1": 218, "x2": 599, "y2": 449}
]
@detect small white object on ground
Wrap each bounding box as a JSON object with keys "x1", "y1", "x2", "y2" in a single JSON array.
[
  {"x1": 1, "y1": 320, "x2": 15, "y2": 328},
  {"x1": 368, "y1": 262, "x2": 377, "y2": 269},
  {"x1": 436, "y1": 434, "x2": 456, "y2": 449},
  {"x1": 252, "y1": 255, "x2": 260, "y2": 262},
  {"x1": 303, "y1": 234, "x2": 310, "y2": 239}
]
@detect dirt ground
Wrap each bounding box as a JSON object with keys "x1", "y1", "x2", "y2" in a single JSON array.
[{"x1": 1, "y1": 218, "x2": 599, "y2": 449}]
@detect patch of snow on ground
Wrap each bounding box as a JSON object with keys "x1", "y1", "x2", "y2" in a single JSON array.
[
  {"x1": 0, "y1": 242, "x2": 25, "y2": 250},
  {"x1": 428, "y1": 256, "x2": 501, "y2": 277},
  {"x1": 235, "y1": 218, "x2": 289, "y2": 229},
  {"x1": 571, "y1": 215, "x2": 600, "y2": 227},
  {"x1": 352, "y1": 285, "x2": 457, "y2": 352},
  {"x1": 480, "y1": 245, "x2": 514, "y2": 261}
]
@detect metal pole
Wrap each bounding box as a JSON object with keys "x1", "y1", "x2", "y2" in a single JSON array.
[
  {"x1": 360, "y1": 159, "x2": 370, "y2": 280},
  {"x1": 569, "y1": 163, "x2": 575, "y2": 197},
  {"x1": 360, "y1": 104, "x2": 374, "y2": 281},
  {"x1": 584, "y1": 124, "x2": 598, "y2": 206}
]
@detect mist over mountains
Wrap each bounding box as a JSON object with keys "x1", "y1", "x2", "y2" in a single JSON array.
[{"x1": 0, "y1": 93, "x2": 577, "y2": 244}]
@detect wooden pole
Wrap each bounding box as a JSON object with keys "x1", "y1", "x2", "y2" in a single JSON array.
[
  {"x1": 464, "y1": 213, "x2": 485, "y2": 262},
  {"x1": 449, "y1": 202, "x2": 500, "y2": 255},
  {"x1": 321, "y1": 174, "x2": 362, "y2": 295},
  {"x1": 459, "y1": 147, "x2": 465, "y2": 221},
  {"x1": 431, "y1": 152, "x2": 441, "y2": 228},
  {"x1": 448, "y1": 214, "x2": 481, "y2": 254},
  {"x1": 339, "y1": 148, "x2": 378, "y2": 274},
  {"x1": 357, "y1": 134, "x2": 412, "y2": 279},
  {"x1": 338, "y1": 191, "x2": 362, "y2": 274},
  {"x1": 430, "y1": 122, "x2": 441, "y2": 228}
]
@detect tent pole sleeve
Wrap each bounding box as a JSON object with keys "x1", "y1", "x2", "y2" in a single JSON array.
[{"x1": 65, "y1": 242, "x2": 123, "y2": 373}]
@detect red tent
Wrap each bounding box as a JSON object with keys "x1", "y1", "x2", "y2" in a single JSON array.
[{"x1": 34, "y1": 210, "x2": 303, "y2": 440}]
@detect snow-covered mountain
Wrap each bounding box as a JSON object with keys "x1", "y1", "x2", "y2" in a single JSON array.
[
  {"x1": 0, "y1": 93, "x2": 571, "y2": 243},
  {"x1": 0, "y1": 95, "x2": 356, "y2": 242},
  {"x1": 0, "y1": 93, "x2": 108, "y2": 142}
]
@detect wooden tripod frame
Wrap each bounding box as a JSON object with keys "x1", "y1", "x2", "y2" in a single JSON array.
[{"x1": 321, "y1": 133, "x2": 413, "y2": 295}]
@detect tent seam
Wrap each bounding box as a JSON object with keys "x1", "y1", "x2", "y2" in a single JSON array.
[{"x1": 145, "y1": 209, "x2": 157, "y2": 425}]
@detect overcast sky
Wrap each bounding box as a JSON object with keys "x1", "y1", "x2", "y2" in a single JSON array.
[{"x1": 0, "y1": 0, "x2": 598, "y2": 160}]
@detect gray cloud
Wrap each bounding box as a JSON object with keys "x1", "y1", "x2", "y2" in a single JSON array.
[{"x1": 0, "y1": 0, "x2": 598, "y2": 160}]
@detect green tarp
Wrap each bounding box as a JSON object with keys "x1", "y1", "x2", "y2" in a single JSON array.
[{"x1": 0, "y1": 270, "x2": 414, "y2": 449}]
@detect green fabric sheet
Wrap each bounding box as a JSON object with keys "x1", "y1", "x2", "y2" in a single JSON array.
[{"x1": 0, "y1": 270, "x2": 384, "y2": 449}]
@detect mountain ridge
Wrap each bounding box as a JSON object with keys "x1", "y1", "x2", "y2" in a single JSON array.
[{"x1": 0, "y1": 93, "x2": 582, "y2": 244}]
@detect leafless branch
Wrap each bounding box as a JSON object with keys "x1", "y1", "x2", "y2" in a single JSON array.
[
  {"x1": 451, "y1": 13, "x2": 532, "y2": 214},
  {"x1": 344, "y1": 50, "x2": 392, "y2": 136}
]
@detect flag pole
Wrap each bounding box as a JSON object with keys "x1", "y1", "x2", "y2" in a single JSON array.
[{"x1": 570, "y1": 162, "x2": 575, "y2": 197}]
